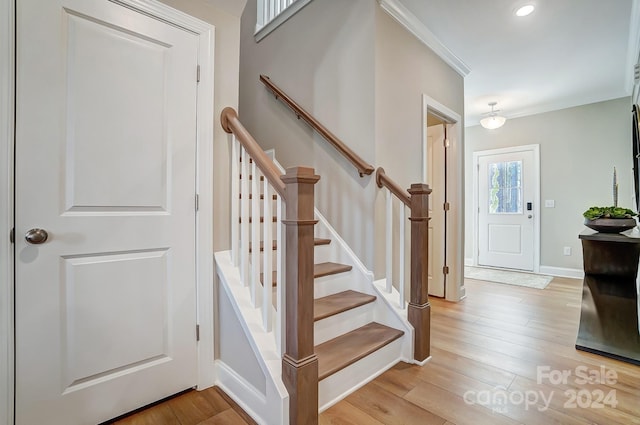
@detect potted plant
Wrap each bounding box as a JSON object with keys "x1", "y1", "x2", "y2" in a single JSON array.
[{"x1": 583, "y1": 168, "x2": 638, "y2": 233}]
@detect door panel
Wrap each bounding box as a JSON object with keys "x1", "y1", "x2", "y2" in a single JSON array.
[
  {"x1": 478, "y1": 149, "x2": 535, "y2": 271},
  {"x1": 15, "y1": 1, "x2": 199, "y2": 423},
  {"x1": 66, "y1": 11, "x2": 169, "y2": 210},
  {"x1": 426, "y1": 124, "x2": 445, "y2": 297},
  {"x1": 62, "y1": 249, "x2": 170, "y2": 390}
]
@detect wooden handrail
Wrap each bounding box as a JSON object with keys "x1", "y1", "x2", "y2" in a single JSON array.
[
  {"x1": 259, "y1": 75, "x2": 375, "y2": 178},
  {"x1": 375, "y1": 167, "x2": 411, "y2": 207},
  {"x1": 221, "y1": 107, "x2": 287, "y2": 199}
]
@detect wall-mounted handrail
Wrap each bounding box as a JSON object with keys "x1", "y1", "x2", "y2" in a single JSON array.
[
  {"x1": 375, "y1": 167, "x2": 410, "y2": 207},
  {"x1": 222, "y1": 107, "x2": 287, "y2": 199},
  {"x1": 260, "y1": 75, "x2": 375, "y2": 177}
]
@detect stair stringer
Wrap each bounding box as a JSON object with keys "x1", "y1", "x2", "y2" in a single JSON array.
[{"x1": 215, "y1": 251, "x2": 288, "y2": 425}]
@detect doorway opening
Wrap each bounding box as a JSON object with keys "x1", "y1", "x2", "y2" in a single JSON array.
[{"x1": 422, "y1": 95, "x2": 464, "y2": 301}]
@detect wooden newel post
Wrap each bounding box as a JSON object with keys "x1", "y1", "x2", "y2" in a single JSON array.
[
  {"x1": 408, "y1": 183, "x2": 432, "y2": 362},
  {"x1": 281, "y1": 166, "x2": 320, "y2": 425}
]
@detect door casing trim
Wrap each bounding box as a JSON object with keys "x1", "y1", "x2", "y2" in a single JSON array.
[
  {"x1": 472, "y1": 144, "x2": 541, "y2": 273},
  {"x1": 1, "y1": 1, "x2": 216, "y2": 423},
  {"x1": 422, "y1": 94, "x2": 465, "y2": 302},
  {"x1": 0, "y1": 0, "x2": 15, "y2": 423}
]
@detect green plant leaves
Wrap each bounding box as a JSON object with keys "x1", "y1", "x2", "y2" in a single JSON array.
[{"x1": 583, "y1": 206, "x2": 638, "y2": 220}]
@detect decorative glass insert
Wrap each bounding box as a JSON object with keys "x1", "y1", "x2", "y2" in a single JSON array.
[{"x1": 488, "y1": 160, "x2": 523, "y2": 214}]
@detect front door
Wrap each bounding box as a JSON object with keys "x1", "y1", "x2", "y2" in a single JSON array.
[
  {"x1": 15, "y1": 1, "x2": 199, "y2": 423},
  {"x1": 477, "y1": 147, "x2": 537, "y2": 271}
]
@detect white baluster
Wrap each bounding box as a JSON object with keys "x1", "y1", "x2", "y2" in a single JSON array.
[
  {"x1": 263, "y1": 182, "x2": 273, "y2": 331},
  {"x1": 399, "y1": 204, "x2": 406, "y2": 309},
  {"x1": 270, "y1": 0, "x2": 276, "y2": 24},
  {"x1": 256, "y1": 0, "x2": 265, "y2": 29},
  {"x1": 230, "y1": 136, "x2": 239, "y2": 266},
  {"x1": 251, "y1": 162, "x2": 260, "y2": 308},
  {"x1": 385, "y1": 190, "x2": 393, "y2": 293},
  {"x1": 240, "y1": 148, "x2": 250, "y2": 286}
]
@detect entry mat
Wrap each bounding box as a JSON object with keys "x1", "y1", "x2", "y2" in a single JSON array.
[{"x1": 464, "y1": 266, "x2": 553, "y2": 289}]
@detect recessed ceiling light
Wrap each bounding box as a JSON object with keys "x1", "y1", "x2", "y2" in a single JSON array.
[{"x1": 515, "y1": 4, "x2": 535, "y2": 17}]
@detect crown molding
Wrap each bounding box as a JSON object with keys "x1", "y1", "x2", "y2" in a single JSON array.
[{"x1": 378, "y1": 0, "x2": 470, "y2": 77}]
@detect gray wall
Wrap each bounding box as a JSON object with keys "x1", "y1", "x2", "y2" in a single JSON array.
[
  {"x1": 238, "y1": 0, "x2": 464, "y2": 275},
  {"x1": 465, "y1": 97, "x2": 633, "y2": 271},
  {"x1": 374, "y1": 8, "x2": 464, "y2": 188},
  {"x1": 239, "y1": 0, "x2": 378, "y2": 267},
  {"x1": 373, "y1": 8, "x2": 464, "y2": 278}
]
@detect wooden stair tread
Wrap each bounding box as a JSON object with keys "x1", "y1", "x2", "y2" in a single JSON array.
[
  {"x1": 315, "y1": 322, "x2": 404, "y2": 380},
  {"x1": 314, "y1": 290, "x2": 376, "y2": 321},
  {"x1": 239, "y1": 174, "x2": 265, "y2": 181},
  {"x1": 239, "y1": 216, "x2": 277, "y2": 223},
  {"x1": 250, "y1": 238, "x2": 330, "y2": 253},
  {"x1": 248, "y1": 240, "x2": 277, "y2": 253},
  {"x1": 259, "y1": 260, "x2": 349, "y2": 286},
  {"x1": 314, "y1": 262, "x2": 352, "y2": 278},
  {"x1": 239, "y1": 193, "x2": 278, "y2": 200}
]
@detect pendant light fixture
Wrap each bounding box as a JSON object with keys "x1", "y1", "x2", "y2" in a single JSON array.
[{"x1": 480, "y1": 102, "x2": 507, "y2": 129}]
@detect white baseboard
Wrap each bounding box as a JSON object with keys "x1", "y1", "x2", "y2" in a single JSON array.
[
  {"x1": 539, "y1": 265, "x2": 584, "y2": 280},
  {"x1": 464, "y1": 259, "x2": 583, "y2": 280}
]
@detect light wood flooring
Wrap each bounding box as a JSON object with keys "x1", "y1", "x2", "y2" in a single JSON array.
[{"x1": 113, "y1": 276, "x2": 640, "y2": 425}]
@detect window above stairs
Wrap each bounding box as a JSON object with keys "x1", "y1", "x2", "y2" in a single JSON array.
[{"x1": 255, "y1": 0, "x2": 314, "y2": 41}]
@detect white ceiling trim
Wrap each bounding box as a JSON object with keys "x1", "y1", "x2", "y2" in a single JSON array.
[{"x1": 378, "y1": 0, "x2": 470, "y2": 77}]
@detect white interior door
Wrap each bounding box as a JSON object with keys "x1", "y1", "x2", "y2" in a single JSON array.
[
  {"x1": 477, "y1": 148, "x2": 536, "y2": 271},
  {"x1": 426, "y1": 124, "x2": 446, "y2": 297},
  {"x1": 15, "y1": 1, "x2": 199, "y2": 424}
]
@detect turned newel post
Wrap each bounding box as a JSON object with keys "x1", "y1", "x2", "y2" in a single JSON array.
[
  {"x1": 408, "y1": 183, "x2": 432, "y2": 362},
  {"x1": 281, "y1": 166, "x2": 320, "y2": 425}
]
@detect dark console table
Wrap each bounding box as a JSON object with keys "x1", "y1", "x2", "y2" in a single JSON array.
[{"x1": 577, "y1": 230, "x2": 640, "y2": 365}]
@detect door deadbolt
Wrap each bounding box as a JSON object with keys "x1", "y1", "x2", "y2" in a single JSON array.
[{"x1": 25, "y1": 228, "x2": 49, "y2": 245}]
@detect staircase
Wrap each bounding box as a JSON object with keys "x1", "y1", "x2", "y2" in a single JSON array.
[
  {"x1": 215, "y1": 164, "x2": 412, "y2": 421},
  {"x1": 215, "y1": 107, "x2": 429, "y2": 424}
]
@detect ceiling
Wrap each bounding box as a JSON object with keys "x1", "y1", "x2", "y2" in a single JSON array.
[{"x1": 398, "y1": 0, "x2": 639, "y2": 126}]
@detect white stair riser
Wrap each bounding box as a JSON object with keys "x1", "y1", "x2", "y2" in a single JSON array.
[
  {"x1": 313, "y1": 244, "x2": 332, "y2": 264},
  {"x1": 314, "y1": 303, "x2": 374, "y2": 345},
  {"x1": 318, "y1": 338, "x2": 404, "y2": 411},
  {"x1": 313, "y1": 272, "x2": 357, "y2": 298}
]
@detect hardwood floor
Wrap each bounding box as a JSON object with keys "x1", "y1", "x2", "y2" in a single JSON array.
[
  {"x1": 111, "y1": 276, "x2": 640, "y2": 424},
  {"x1": 320, "y1": 276, "x2": 640, "y2": 425},
  {"x1": 109, "y1": 387, "x2": 257, "y2": 425}
]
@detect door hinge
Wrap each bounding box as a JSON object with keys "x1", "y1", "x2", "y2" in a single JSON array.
[
  {"x1": 443, "y1": 265, "x2": 449, "y2": 275},
  {"x1": 195, "y1": 194, "x2": 199, "y2": 211},
  {"x1": 444, "y1": 138, "x2": 450, "y2": 148},
  {"x1": 444, "y1": 202, "x2": 450, "y2": 211},
  {"x1": 9, "y1": 227, "x2": 14, "y2": 244},
  {"x1": 196, "y1": 324, "x2": 200, "y2": 341},
  {"x1": 196, "y1": 65, "x2": 201, "y2": 83}
]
